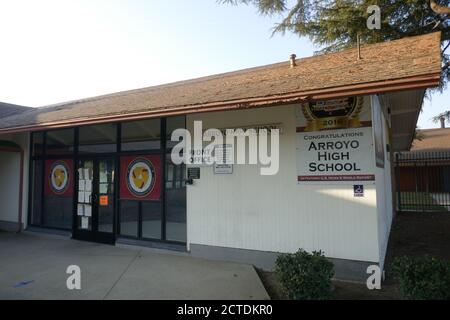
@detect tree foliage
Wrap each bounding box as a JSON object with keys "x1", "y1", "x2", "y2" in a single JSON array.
[
  {"x1": 220, "y1": 0, "x2": 450, "y2": 83},
  {"x1": 432, "y1": 110, "x2": 450, "y2": 122}
]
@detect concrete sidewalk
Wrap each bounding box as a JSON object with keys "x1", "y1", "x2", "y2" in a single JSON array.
[{"x1": 0, "y1": 231, "x2": 269, "y2": 300}]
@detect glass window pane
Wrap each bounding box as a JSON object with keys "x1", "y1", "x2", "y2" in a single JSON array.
[
  {"x1": 98, "y1": 159, "x2": 115, "y2": 233},
  {"x1": 43, "y1": 159, "x2": 74, "y2": 229},
  {"x1": 32, "y1": 132, "x2": 44, "y2": 156},
  {"x1": 121, "y1": 119, "x2": 161, "y2": 151},
  {"x1": 30, "y1": 160, "x2": 43, "y2": 225},
  {"x1": 46, "y1": 129, "x2": 74, "y2": 155},
  {"x1": 166, "y1": 116, "x2": 185, "y2": 149},
  {"x1": 142, "y1": 201, "x2": 161, "y2": 239},
  {"x1": 42, "y1": 198, "x2": 72, "y2": 229},
  {"x1": 79, "y1": 124, "x2": 117, "y2": 153},
  {"x1": 165, "y1": 155, "x2": 186, "y2": 242},
  {"x1": 77, "y1": 160, "x2": 93, "y2": 231},
  {"x1": 120, "y1": 201, "x2": 138, "y2": 237}
]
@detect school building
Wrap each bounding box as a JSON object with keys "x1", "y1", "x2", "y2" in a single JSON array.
[{"x1": 0, "y1": 32, "x2": 442, "y2": 280}]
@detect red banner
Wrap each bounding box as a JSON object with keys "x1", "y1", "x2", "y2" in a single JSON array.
[
  {"x1": 120, "y1": 155, "x2": 162, "y2": 201},
  {"x1": 44, "y1": 159, "x2": 74, "y2": 197}
]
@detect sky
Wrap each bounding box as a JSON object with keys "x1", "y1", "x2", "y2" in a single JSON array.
[{"x1": 0, "y1": 0, "x2": 448, "y2": 129}]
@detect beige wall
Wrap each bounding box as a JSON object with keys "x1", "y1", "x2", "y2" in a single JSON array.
[
  {"x1": 186, "y1": 103, "x2": 382, "y2": 263},
  {"x1": 0, "y1": 151, "x2": 21, "y2": 223},
  {"x1": 0, "y1": 133, "x2": 30, "y2": 228}
]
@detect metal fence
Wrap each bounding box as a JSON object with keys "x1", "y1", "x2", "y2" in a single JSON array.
[{"x1": 395, "y1": 151, "x2": 450, "y2": 212}]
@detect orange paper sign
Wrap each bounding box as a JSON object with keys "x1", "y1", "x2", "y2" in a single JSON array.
[{"x1": 99, "y1": 195, "x2": 109, "y2": 206}]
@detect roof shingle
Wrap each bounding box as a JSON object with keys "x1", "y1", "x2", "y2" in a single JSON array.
[
  {"x1": 0, "y1": 102, "x2": 33, "y2": 119},
  {"x1": 412, "y1": 127, "x2": 450, "y2": 151},
  {"x1": 0, "y1": 32, "x2": 442, "y2": 133}
]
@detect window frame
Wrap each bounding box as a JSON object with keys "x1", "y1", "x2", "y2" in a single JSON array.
[{"x1": 27, "y1": 116, "x2": 187, "y2": 244}]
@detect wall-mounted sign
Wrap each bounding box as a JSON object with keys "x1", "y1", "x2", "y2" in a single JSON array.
[
  {"x1": 214, "y1": 144, "x2": 233, "y2": 164},
  {"x1": 214, "y1": 164, "x2": 233, "y2": 175},
  {"x1": 44, "y1": 159, "x2": 74, "y2": 197},
  {"x1": 296, "y1": 97, "x2": 375, "y2": 183},
  {"x1": 372, "y1": 96, "x2": 385, "y2": 168},
  {"x1": 187, "y1": 167, "x2": 200, "y2": 180},
  {"x1": 354, "y1": 185, "x2": 364, "y2": 197},
  {"x1": 203, "y1": 123, "x2": 283, "y2": 138},
  {"x1": 120, "y1": 155, "x2": 161, "y2": 200},
  {"x1": 188, "y1": 148, "x2": 214, "y2": 165}
]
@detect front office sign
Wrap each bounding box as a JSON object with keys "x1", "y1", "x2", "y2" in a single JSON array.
[{"x1": 296, "y1": 97, "x2": 375, "y2": 184}]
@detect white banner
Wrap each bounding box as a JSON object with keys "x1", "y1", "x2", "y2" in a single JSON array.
[
  {"x1": 296, "y1": 127, "x2": 375, "y2": 183},
  {"x1": 296, "y1": 96, "x2": 375, "y2": 184}
]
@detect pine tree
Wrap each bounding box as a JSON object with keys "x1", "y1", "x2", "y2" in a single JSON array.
[{"x1": 220, "y1": 0, "x2": 450, "y2": 83}]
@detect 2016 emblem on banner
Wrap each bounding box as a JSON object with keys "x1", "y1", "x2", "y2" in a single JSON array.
[{"x1": 301, "y1": 97, "x2": 364, "y2": 132}]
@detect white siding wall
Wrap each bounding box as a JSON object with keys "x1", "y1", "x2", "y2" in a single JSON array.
[
  {"x1": 187, "y1": 104, "x2": 380, "y2": 263},
  {"x1": 373, "y1": 96, "x2": 394, "y2": 269}
]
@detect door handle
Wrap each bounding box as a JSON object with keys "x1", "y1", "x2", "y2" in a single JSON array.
[{"x1": 91, "y1": 193, "x2": 98, "y2": 203}]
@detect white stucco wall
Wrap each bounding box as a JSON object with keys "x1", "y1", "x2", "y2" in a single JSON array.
[
  {"x1": 186, "y1": 103, "x2": 381, "y2": 263},
  {"x1": 0, "y1": 133, "x2": 30, "y2": 228},
  {"x1": 0, "y1": 151, "x2": 21, "y2": 223}
]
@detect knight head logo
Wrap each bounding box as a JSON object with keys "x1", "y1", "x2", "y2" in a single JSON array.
[
  {"x1": 50, "y1": 161, "x2": 70, "y2": 194},
  {"x1": 126, "y1": 158, "x2": 155, "y2": 197}
]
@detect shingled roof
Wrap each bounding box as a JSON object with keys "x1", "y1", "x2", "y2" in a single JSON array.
[
  {"x1": 0, "y1": 102, "x2": 33, "y2": 119},
  {"x1": 412, "y1": 128, "x2": 450, "y2": 151},
  {"x1": 0, "y1": 32, "x2": 442, "y2": 133}
]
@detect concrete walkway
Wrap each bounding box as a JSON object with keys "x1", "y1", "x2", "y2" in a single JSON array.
[{"x1": 0, "y1": 231, "x2": 269, "y2": 300}]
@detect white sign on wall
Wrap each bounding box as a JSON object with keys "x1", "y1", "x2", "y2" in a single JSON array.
[
  {"x1": 214, "y1": 164, "x2": 233, "y2": 175},
  {"x1": 296, "y1": 96, "x2": 375, "y2": 184}
]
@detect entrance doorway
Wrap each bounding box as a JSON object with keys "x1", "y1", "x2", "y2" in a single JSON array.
[{"x1": 73, "y1": 158, "x2": 116, "y2": 244}]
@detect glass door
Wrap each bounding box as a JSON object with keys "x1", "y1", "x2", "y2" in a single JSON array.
[{"x1": 74, "y1": 158, "x2": 115, "y2": 244}]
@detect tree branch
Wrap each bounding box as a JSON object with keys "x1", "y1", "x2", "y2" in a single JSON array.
[
  {"x1": 443, "y1": 61, "x2": 450, "y2": 72},
  {"x1": 443, "y1": 41, "x2": 450, "y2": 53}
]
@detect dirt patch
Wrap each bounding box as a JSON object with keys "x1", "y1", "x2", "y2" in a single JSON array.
[
  {"x1": 385, "y1": 212, "x2": 450, "y2": 266},
  {"x1": 256, "y1": 268, "x2": 402, "y2": 300},
  {"x1": 255, "y1": 269, "x2": 287, "y2": 300},
  {"x1": 331, "y1": 280, "x2": 402, "y2": 300},
  {"x1": 257, "y1": 212, "x2": 450, "y2": 300}
]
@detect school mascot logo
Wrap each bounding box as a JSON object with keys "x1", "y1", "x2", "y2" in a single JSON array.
[
  {"x1": 49, "y1": 161, "x2": 70, "y2": 194},
  {"x1": 126, "y1": 158, "x2": 155, "y2": 197}
]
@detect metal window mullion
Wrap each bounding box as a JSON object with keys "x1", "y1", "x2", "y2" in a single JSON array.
[
  {"x1": 40, "y1": 131, "x2": 47, "y2": 226},
  {"x1": 161, "y1": 118, "x2": 167, "y2": 241},
  {"x1": 27, "y1": 133, "x2": 34, "y2": 227},
  {"x1": 138, "y1": 201, "x2": 143, "y2": 239}
]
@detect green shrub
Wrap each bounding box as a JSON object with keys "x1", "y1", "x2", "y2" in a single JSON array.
[
  {"x1": 275, "y1": 249, "x2": 334, "y2": 300},
  {"x1": 391, "y1": 256, "x2": 450, "y2": 300}
]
